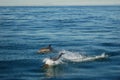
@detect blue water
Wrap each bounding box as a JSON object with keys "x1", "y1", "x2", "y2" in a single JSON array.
[{"x1": 0, "y1": 6, "x2": 120, "y2": 80}]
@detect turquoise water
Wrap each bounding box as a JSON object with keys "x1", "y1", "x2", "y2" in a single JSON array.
[{"x1": 0, "y1": 6, "x2": 120, "y2": 80}]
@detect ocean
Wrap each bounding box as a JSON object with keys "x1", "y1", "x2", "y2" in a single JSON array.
[{"x1": 0, "y1": 6, "x2": 120, "y2": 80}]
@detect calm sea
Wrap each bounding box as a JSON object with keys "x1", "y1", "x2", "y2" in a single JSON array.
[{"x1": 0, "y1": 6, "x2": 120, "y2": 80}]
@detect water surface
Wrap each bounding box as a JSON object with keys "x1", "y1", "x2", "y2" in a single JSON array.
[{"x1": 0, "y1": 6, "x2": 120, "y2": 80}]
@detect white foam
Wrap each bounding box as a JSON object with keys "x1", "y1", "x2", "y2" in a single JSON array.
[
  {"x1": 60, "y1": 50, "x2": 108, "y2": 62},
  {"x1": 43, "y1": 58, "x2": 63, "y2": 66},
  {"x1": 43, "y1": 50, "x2": 109, "y2": 66}
]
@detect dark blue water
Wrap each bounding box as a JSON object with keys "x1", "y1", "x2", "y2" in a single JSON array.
[{"x1": 0, "y1": 6, "x2": 120, "y2": 80}]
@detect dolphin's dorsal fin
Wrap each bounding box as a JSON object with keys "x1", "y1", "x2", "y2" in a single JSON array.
[{"x1": 51, "y1": 53, "x2": 65, "y2": 61}]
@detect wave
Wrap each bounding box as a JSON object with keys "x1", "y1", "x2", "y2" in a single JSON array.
[{"x1": 0, "y1": 54, "x2": 43, "y2": 61}]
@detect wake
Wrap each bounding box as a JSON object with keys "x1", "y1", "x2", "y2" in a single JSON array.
[
  {"x1": 61, "y1": 50, "x2": 108, "y2": 62},
  {"x1": 43, "y1": 50, "x2": 109, "y2": 66}
]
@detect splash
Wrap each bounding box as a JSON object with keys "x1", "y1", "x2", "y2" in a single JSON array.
[
  {"x1": 43, "y1": 58, "x2": 63, "y2": 66},
  {"x1": 43, "y1": 50, "x2": 109, "y2": 66},
  {"x1": 60, "y1": 50, "x2": 108, "y2": 62}
]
